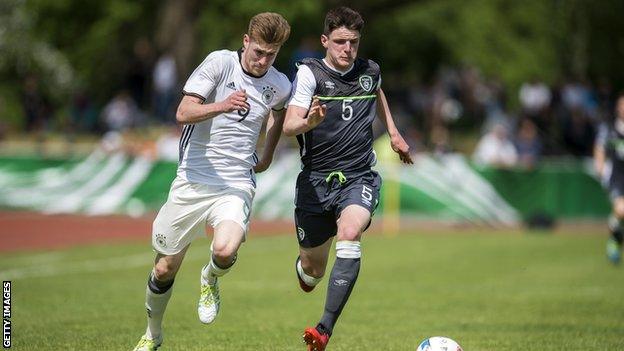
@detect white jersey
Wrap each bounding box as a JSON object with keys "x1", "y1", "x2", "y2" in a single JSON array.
[{"x1": 178, "y1": 49, "x2": 291, "y2": 188}]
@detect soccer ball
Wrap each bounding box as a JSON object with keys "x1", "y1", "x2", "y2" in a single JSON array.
[{"x1": 416, "y1": 336, "x2": 463, "y2": 351}]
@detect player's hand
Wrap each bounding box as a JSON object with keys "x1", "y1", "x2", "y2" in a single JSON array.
[
  {"x1": 390, "y1": 133, "x2": 413, "y2": 164},
  {"x1": 253, "y1": 156, "x2": 272, "y2": 173},
  {"x1": 220, "y1": 90, "x2": 250, "y2": 113},
  {"x1": 305, "y1": 96, "x2": 327, "y2": 129}
]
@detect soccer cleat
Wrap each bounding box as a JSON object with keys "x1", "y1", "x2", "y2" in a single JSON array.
[
  {"x1": 132, "y1": 334, "x2": 162, "y2": 351},
  {"x1": 606, "y1": 238, "x2": 621, "y2": 265},
  {"x1": 296, "y1": 257, "x2": 315, "y2": 293},
  {"x1": 198, "y1": 274, "x2": 220, "y2": 324},
  {"x1": 302, "y1": 327, "x2": 330, "y2": 351}
]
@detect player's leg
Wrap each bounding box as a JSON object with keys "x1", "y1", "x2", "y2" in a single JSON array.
[
  {"x1": 319, "y1": 205, "x2": 369, "y2": 334},
  {"x1": 134, "y1": 176, "x2": 207, "y2": 350},
  {"x1": 303, "y1": 205, "x2": 370, "y2": 351},
  {"x1": 607, "y1": 196, "x2": 624, "y2": 264},
  {"x1": 198, "y1": 189, "x2": 251, "y2": 324},
  {"x1": 297, "y1": 238, "x2": 334, "y2": 291},
  {"x1": 294, "y1": 208, "x2": 337, "y2": 292},
  {"x1": 305, "y1": 172, "x2": 381, "y2": 350}
]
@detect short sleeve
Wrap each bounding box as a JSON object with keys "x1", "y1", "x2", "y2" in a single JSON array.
[
  {"x1": 182, "y1": 52, "x2": 227, "y2": 100},
  {"x1": 287, "y1": 65, "x2": 317, "y2": 109},
  {"x1": 273, "y1": 76, "x2": 292, "y2": 111}
]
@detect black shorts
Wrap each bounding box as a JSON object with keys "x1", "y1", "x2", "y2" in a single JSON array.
[{"x1": 294, "y1": 169, "x2": 381, "y2": 248}]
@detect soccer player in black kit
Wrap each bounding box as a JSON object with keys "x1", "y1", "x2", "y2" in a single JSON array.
[
  {"x1": 283, "y1": 7, "x2": 413, "y2": 350},
  {"x1": 595, "y1": 93, "x2": 624, "y2": 265}
]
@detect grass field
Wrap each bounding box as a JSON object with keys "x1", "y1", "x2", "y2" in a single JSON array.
[{"x1": 1, "y1": 229, "x2": 624, "y2": 350}]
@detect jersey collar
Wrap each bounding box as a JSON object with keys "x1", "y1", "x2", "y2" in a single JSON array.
[
  {"x1": 322, "y1": 58, "x2": 354, "y2": 76},
  {"x1": 237, "y1": 48, "x2": 268, "y2": 79}
]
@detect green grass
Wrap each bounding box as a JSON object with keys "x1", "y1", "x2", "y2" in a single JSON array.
[{"x1": 1, "y1": 230, "x2": 624, "y2": 350}]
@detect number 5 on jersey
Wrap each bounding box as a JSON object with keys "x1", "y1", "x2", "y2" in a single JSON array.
[{"x1": 341, "y1": 99, "x2": 354, "y2": 121}]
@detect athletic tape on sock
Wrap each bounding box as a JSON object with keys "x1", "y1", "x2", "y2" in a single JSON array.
[
  {"x1": 297, "y1": 259, "x2": 322, "y2": 286},
  {"x1": 336, "y1": 240, "x2": 361, "y2": 259}
]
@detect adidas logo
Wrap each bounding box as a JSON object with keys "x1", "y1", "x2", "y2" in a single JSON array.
[{"x1": 226, "y1": 81, "x2": 236, "y2": 90}]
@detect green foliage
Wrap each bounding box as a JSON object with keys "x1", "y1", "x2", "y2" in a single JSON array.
[{"x1": 2, "y1": 0, "x2": 624, "y2": 126}]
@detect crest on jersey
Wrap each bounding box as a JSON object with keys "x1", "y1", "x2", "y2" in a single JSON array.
[
  {"x1": 262, "y1": 86, "x2": 276, "y2": 105},
  {"x1": 359, "y1": 75, "x2": 374, "y2": 92}
]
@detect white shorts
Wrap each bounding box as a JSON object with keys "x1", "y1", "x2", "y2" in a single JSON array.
[{"x1": 152, "y1": 176, "x2": 254, "y2": 255}]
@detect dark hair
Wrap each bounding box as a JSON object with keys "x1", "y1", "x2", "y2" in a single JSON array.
[{"x1": 323, "y1": 7, "x2": 364, "y2": 35}]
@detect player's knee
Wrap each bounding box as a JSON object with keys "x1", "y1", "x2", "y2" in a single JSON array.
[
  {"x1": 154, "y1": 261, "x2": 177, "y2": 281},
  {"x1": 212, "y1": 244, "x2": 237, "y2": 265},
  {"x1": 337, "y1": 225, "x2": 361, "y2": 242}
]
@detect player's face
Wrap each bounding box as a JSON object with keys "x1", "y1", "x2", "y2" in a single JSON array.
[
  {"x1": 242, "y1": 35, "x2": 281, "y2": 76},
  {"x1": 321, "y1": 26, "x2": 360, "y2": 71}
]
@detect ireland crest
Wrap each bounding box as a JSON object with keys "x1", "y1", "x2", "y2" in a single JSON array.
[{"x1": 359, "y1": 75, "x2": 373, "y2": 92}]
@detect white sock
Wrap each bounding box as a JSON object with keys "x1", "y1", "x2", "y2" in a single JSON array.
[
  {"x1": 202, "y1": 256, "x2": 232, "y2": 285},
  {"x1": 144, "y1": 285, "x2": 172, "y2": 340},
  {"x1": 297, "y1": 259, "x2": 322, "y2": 287}
]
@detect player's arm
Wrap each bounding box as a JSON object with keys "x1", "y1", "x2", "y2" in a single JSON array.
[
  {"x1": 176, "y1": 91, "x2": 249, "y2": 125},
  {"x1": 254, "y1": 108, "x2": 285, "y2": 173},
  {"x1": 283, "y1": 98, "x2": 326, "y2": 136},
  {"x1": 376, "y1": 88, "x2": 413, "y2": 164},
  {"x1": 283, "y1": 64, "x2": 326, "y2": 136}
]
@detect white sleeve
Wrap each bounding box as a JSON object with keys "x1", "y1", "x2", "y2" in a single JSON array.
[
  {"x1": 377, "y1": 75, "x2": 382, "y2": 90},
  {"x1": 287, "y1": 65, "x2": 316, "y2": 109},
  {"x1": 182, "y1": 52, "x2": 226, "y2": 100}
]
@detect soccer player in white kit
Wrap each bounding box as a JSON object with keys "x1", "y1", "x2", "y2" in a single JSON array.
[{"x1": 132, "y1": 13, "x2": 291, "y2": 351}]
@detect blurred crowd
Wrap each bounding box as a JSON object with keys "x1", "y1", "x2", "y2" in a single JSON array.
[
  {"x1": 14, "y1": 38, "x2": 619, "y2": 167},
  {"x1": 382, "y1": 66, "x2": 615, "y2": 169}
]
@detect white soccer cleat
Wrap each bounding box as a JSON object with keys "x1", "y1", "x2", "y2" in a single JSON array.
[
  {"x1": 132, "y1": 334, "x2": 162, "y2": 351},
  {"x1": 198, "y1": 274, "x2": 220, "y2": 324}
]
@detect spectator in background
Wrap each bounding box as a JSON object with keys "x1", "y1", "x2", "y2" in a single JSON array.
[
  {"x1": 21, "y1": 75, "x2": 51, "y2": 132},
  {"x1": 515, "y1": 118, "x2": 542, "y2": 169},
  {"x1": 70, "y1": 89, "x2": 99, "y2": 133},
  {"x1": 519, "y1": 77, "x2": 552, "y2": 133},
  {"x1": 472, "y1": 122, "x2": 517, "y2": 168},
  {"x1": 152, "y1": 53, "x2": 178, "y2": 123},
  {"x1": 127, "y1": 38, "x2": 154, "y2": 111},
  {"x1": 101, "y1": 90, "x2": 140, "y2": 131},
  {"x1": 430, "y1": 124, "x2": 452, "y2": 157},
  {"x1": 562, "y1": 108, "x2": 595, "y2": 156}
]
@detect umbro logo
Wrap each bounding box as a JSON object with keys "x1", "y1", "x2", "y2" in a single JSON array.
[
  {"x1": 333, "y1": 279, "x2": 348, "y2": 286},
  {"x1": 324, "y1": 81, "x2": 335, "y2": 89},
  {"x1": 226, "y1": 81, "x2": 236, "y2": 90}
]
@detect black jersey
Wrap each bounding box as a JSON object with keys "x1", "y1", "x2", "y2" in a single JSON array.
[
  {"x1": 296, "y1": 58, "x2": 381, "y2": 173},
  {"x1": 597, "y1": 121, "x2": 624, "y2": 175}
]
